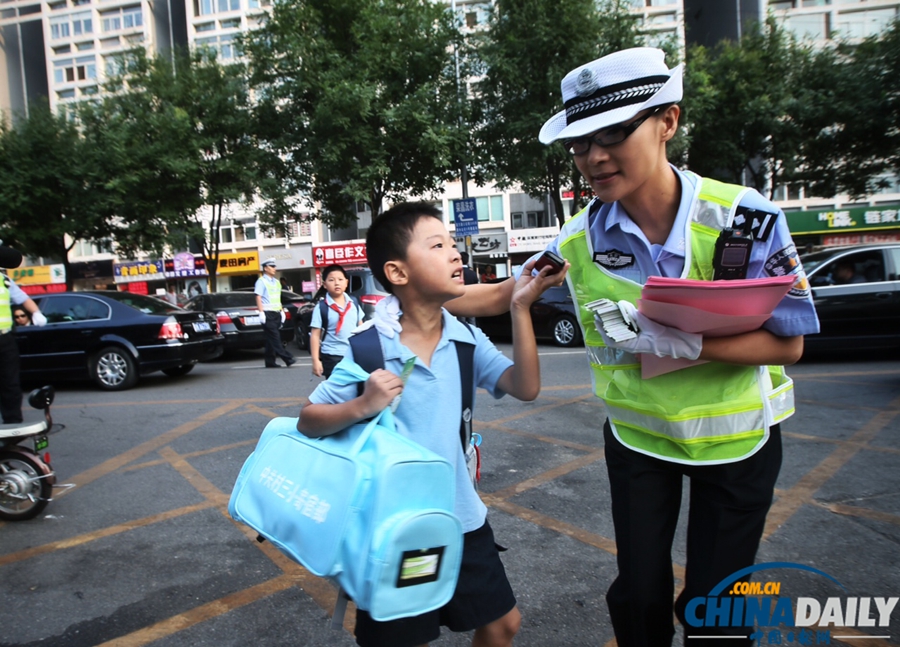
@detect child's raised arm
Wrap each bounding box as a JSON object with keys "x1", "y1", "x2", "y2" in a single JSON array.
[
  {"x1": 496, "y1": 261, "x2": 571, "y2": 401},
  {"x1": 297, "y1": 369, "x2": 404, "y2": 437}
]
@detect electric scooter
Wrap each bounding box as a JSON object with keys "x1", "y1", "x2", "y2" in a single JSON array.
[{"x1": 0, "y1": 386, "x2": 63, "y2": 521}]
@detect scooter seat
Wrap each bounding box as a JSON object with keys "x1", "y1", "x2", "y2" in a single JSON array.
[{"x1": 0, "y1": 420, "x2": 47, "y2": 439}]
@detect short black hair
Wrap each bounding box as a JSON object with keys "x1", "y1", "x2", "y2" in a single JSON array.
[
  {"x1": 366, "y1": 202, "x2": 442, "y2": 294},
  {"x1": 321, "y1": 264, "x2": 348, "y2": 282}
]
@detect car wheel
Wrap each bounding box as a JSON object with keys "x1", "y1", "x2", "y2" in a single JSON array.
[
  {"x1": 91, "y1": 346, "x2": 139, "y2": 391},
  {"x1": 162, "y1": 364, "x2": 195, "y2": 377},
  {"x1": 552, "y1": 315, "x2": 581, "y2": 347}
]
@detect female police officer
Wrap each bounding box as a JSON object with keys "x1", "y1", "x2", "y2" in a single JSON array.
[{"x1": 449, "y1": 47, "x2": 820, "y2": 646}]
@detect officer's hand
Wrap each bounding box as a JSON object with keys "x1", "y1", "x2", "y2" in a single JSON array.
[
  {"x1": 360, "y1": 369, "x2": 403, "y2": 417},
  {"x1": 596, "y1": 301, "x2": 702, "y2": 360},
  {"x1": 280, "y1": 309, "x2": 286, "y2": 324},
  {"x1": 31, "y1": 311, "x2": 47, "y2": 327}
]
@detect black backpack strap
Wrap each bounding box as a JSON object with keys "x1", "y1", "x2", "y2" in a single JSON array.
[
  {"x1": 348, "y1": 326, "x2": 384, "y2": 397},
  {"x1": 318, "y1": 299, "x2": 329, "y2": 342}
]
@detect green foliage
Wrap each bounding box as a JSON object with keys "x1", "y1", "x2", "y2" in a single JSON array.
[
  {"x1": 80, "y1": 47, "x2": 275, "y2": 289},
  {"x1": 471, "y1": 0, "x2": 644, "y2": 226},
  {"x1": 683, "y1": 17, "x2": 812, "y2": 197},
  {"x1": 0, "y1": 103, "x2": 113, "y2": 281},
  {"x1": 242, "y1": 0, "x2": 465, "y2": 225}
]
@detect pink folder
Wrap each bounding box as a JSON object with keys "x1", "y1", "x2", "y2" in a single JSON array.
[{"x1": 635, "y1": 275, "x2": 796, "y2": 379}]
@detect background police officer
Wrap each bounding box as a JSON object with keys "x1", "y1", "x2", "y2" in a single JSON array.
[{"x1": 254, "y1": 257, "x2": 295, "y2": 369}]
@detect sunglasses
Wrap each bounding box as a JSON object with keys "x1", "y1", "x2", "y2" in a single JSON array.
[{"x1": 563, "y1": 106, "x2": 665, "y2": 156}]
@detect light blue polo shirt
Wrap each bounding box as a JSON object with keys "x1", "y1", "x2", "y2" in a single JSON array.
[
  {"x1": 6, "y1": 277, "x2": 28, "y2": 305},
  {"x1": 309, "y1": 294, "x2": 364, "y2": 356},
  {"x1": 307, "y1": 309, "x2": 514, "y2": 532},
  {"x1": 523, "y1": 166, "x2": 820, "y2": 337}
]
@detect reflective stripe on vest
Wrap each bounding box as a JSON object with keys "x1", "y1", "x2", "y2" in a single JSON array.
[
  {"x1": 0, "y1": 278, "x2": 12, "y2": 332},
  {"x1": 558, "y1": 175, "x2": 794, "y2": 465}
]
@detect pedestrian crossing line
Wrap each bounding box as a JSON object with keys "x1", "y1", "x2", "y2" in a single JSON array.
[
  {"x1": 819, "y1": 501, "x2": 900, "y2": 527},
  {"x1": 764, "y1": 393, "x2": 900, "y2": 540},
  {"x1": 477, "y1": 420, "x2": 600, "y2": 454},
  {"x1": 120, "y1": 438, "x2": 258, "y2": 473}
]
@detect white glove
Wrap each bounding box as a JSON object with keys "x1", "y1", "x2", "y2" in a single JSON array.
[
  {"x1": 280, "y1": 309, "x2": 286, "y2": 324},
  {"x1": 596, "y1": 301, "x2": 702, "y2": 360},
  {"x1": 31, "y1": 311, "x2": 47, "y2": 327}
]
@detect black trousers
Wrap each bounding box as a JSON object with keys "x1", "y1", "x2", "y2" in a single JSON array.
[
  {"x1": 0, "y1": 331, "x2": 23, "y2": 423},
  {"x1": 603, "y1": 420, "x2": 782, "y2": 647},
  {"x1": 262, "y1": 311, "x2": 292, "y2": 366}
]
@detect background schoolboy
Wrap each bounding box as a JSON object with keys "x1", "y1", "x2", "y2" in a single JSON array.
[
  {"x1": 447, "y1": 48, "x2": 820, "y2": 646},
  {"x1": 309, "y1": 264, "x2": 364, "y2": 378},
  {"x1": 298, "y1": 202, "x2": 567, "y2": 647}
]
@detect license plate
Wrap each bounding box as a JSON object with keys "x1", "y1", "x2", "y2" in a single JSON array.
[
  {"x1": 34, "y1": 435, "x2": 48, "y2": 452},
  {"x1": 192, "y1": 321, "x2": 211, "y2": 332},
  {"x1": 243, "y1": 316, "x2": 261, "y2": 325}
]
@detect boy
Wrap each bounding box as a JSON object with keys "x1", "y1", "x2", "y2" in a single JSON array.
[
  {"x1": 309, "y1": 264, "x2": 364, "y2": 378},
  {"x1": 298, "y1": 202, "x2": 567, "y2": 647}
]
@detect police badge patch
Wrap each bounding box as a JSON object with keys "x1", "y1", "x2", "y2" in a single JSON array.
[
  {"x1": 575, "y1": 68, "x2": 598, "y2": 97},
  {"x1": 594, "y1": 250, "x2": 635, "y2": 269},
  {"x1": 764, "y1": 244, "x2": 810, "y2": 299}
]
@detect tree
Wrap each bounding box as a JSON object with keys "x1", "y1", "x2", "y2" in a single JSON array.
[
  {"x1": 471, "y1": 0, "x2": 644, "y2": 227},
  {"x1": 0, "y1": 103, "x2": 114, "y2": 288},
  {"x1": 241, "y1": 0, "x2": 465, "y2": 225},
  {"x1": 789, "y1": 20, "x2": 900, "y2": 199},
  {"x1": 81, "y1": 48, "x2": 272, "y2": 291},
  {"x1": 682, "y1": 17, "x2": 813, "y2": 198}
]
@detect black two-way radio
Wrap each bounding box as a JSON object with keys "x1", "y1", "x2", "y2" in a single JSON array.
[{"x1": 713, "y1": 227, "x2": 752, "y2": 280}]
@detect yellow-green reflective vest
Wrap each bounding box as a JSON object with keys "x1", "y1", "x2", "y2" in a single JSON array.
[
  {"x1": 0, "y1": 277, "x2": 13, "y2": 332},
  {"x1": 261, "y1": 276, "x2": 282, "y2": 311},
  {"x1": 558, "y1": 173, "x2": 794, "y2": 465}
]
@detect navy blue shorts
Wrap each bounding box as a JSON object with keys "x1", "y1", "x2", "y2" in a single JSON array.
[{"x1": 354, "y1": 520, "x2": 517, "y2": 647}]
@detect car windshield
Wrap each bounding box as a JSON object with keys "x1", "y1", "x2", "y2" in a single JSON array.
[
  {"x1": 100, "y1": 292, "x2": 183, "y2": 314},
  {"x1": 799, "y1": 250, "x2": 844, "y2": 274}
]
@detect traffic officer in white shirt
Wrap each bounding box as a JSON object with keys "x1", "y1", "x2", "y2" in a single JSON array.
[{"x1": 254, "y1": 257, "x2": 296, "y2": 369}]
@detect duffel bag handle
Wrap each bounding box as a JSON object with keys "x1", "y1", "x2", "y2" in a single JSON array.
[{"x1": 349, "y1": 406, "x2": 395, "y2": 456}]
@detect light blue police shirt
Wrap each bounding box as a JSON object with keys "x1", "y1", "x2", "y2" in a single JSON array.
[
  {"x1": 522, "y1": 166, "x2": 820, "y2": 337},
  {"x1": 307, "y1": 309, "x2": 514, "y2": 533},
  {"x1": 5, "y1": 276, "x2": 29, "y2": 305},
  {"x1": 253, "y1": 274, "x2": 281, "y2": 311},
  {"x1": 309, "y1": 293, "x2": 364, "y2": 356}
]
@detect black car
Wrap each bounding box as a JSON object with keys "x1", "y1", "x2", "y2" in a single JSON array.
[
  {"x1": 185, "y1": 291, "x2": 294, "y2": 351},
  {"x1": 800, "y1": 243, "x2": 900, "y2": 353},
  {"x1": 15, "y1": 291, "x2": 224, "y2": 391},
  {"x1": 476, "y1": 283, "x2": 583, "y2": 347}
]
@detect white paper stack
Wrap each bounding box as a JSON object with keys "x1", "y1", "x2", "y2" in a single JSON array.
[{"x1": 585, "y1": 298, "x2": 638, "y2": 342}]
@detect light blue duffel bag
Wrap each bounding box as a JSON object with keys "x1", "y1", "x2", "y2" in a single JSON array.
[{"x1": 228, "y1": 390, "x2": 464, "y2": 622}]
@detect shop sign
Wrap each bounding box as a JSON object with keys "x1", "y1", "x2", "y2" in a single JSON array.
[
  {"x1": 217, "y1": 251, "x2": 259, "y2": 275},
  {"x1": 114, "y1": 260, "x2": 165, "y2": 283},
  {"x1": 20, "y1": 283, "x2": 67, "y2": 295},
  {"x1": 10, "y1": 264, "x2": 65, "y2": 286},
  {"x1": 822, "y1": 232, "x2": 900, "y2": 247},
  {"x1": 70, "y1": 260, "x2": 113, "y2": 280},
  {"x1": 165, "y1": 253, "x2": 207, "y2": 278},
  {"x1": 507, "y1": 228, "x2": 559, "y2": 253},
  {"x1": 456, "y1": 232, "x2": 508, "y2": 255},
  {"x1": 313, "y1": 241, "x2": 367, "y2": 268},
  {"x1": 263, "y1": 246, "x2": 313, "y2": 269},
  {"x1": 786, "y1": 204, "x2": 900, "y2": 235}
]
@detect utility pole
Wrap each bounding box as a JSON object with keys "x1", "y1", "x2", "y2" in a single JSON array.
[{"x1": 451, "y1": 0, "x2": 474, "y2": 266}]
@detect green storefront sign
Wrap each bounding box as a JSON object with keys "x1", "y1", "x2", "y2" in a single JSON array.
[{"x1": 786, "y1": 204, "x2": 900, "y2": 235}]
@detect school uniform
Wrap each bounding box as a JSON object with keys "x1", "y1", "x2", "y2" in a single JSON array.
[
  {"x1": 309, "y1": 293, "x2": 363, "y2": 377},
  {"x1": 308, "y1": 310, "x2": 517, "y2": 647}
]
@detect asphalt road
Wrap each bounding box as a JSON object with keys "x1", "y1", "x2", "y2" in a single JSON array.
[{"x1": 1, "y1": 343, "x2": 899, "y2": 646}]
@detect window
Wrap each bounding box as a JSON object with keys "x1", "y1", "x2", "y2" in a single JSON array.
[
  {"x1": 195, "y1": 21, "x2": 215, "y2": 31},
  {"x1": 220, "y1": 227, "x2": 233, "y2": 243},
  {"x1": 101, "y1": 12, "x2": 120, "y2": 31},
  {"x1": 54, "y1": 56, "x2": 97, "y2": 83},
  {"x1": 475, "y1": 195, "x2": 504, "y2": 222},
  {"x1": 802, "y1": 0, "x2": 830, "y2": 6},
  {"x1": 42, "y1": 296, "x2": 110, "y2": 323},
  {"x1": 71, "y1": 10, "x2": 92, "y2": 35},
  {"x1": 101, "y1": 5, "x2": 141, "y2": 32},
  {"x1": 196, "y1": 34, "x2": 239, "y2": 60},
  {"x1": 784, "y1": 13, "x2": 829, "y2": 39},
  {"x1": 50, "y1": 16, "x2": 71, "y2": 39},
  {"x1": 220, "y1": 17, "x2": 240, "y2": 28},
  {"x1": 196, "y1": 0, "x2": 214, "y2": 15},
  {"x1": 811, "y1": 251, "x2": 885, "y2": 286},
  {"x1": 511, "y1": 211, "x2": 551, "y2": 229},
  {"x1": 122, "y1": 6, "x2": 142, "y2": 28},
  {"x1": 217, "y1": 0, "x2": 239, "y2": 11},
  {"x1": 248, "y1": 0, "x2": 272, "y2": 9},
  {"x1": 836, "y1": 9, "x2": 898, "y2": 39}
]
